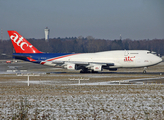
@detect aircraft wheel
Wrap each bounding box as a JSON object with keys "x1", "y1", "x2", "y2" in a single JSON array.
[
  {"x1": 80, "y1": 70, "x2": 84, "y2": 73},
  {"x1": 80, "y1": 69, "x2": 90, "y2": 73},
  {"x1": 143, "y1": 70, "x2": 147, "y2": 74},
  {"x1": 91, "y1": 70, "x2": 98, "y2": 73}
]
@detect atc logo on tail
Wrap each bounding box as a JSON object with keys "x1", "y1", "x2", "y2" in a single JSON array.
[{"x1": 8, "y1": 31, "x2": 41, "y2": 53}]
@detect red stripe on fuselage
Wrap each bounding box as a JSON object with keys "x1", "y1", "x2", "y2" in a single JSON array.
[
  {"x1": 47, "y1": 54, "x2": 79, "y2": 61},
  {"x1": 41, "y1": 62, "x2": 46, "y2": 65},
  {"x1": 27, "y1": 57, "x2": 36, "y2": 62}
]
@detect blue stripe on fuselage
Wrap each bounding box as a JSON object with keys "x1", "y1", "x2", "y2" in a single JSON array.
[{"x1": 13, "y1": 53, "x2": 75, "y2": 62}]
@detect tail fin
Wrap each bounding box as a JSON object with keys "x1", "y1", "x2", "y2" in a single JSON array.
[{"x1": 8, "y1": 31, "x2": 42, "y2": 53}]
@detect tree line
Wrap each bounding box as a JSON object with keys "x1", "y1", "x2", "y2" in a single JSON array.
[{"x1": 0, "y1": 37, "x2": 164, "y2": 59}]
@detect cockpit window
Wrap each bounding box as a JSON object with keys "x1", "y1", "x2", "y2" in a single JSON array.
[
  {"x1": 151, "y1": 52, "x2": 156, "y2": 54},
  {"x1": 147, "y1": 51, "x2": 157, "y2": 55}
]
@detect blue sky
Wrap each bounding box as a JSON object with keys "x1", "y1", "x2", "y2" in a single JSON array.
[{"x1": 0, "y1": 0, "x2": 164, "y2": 40}]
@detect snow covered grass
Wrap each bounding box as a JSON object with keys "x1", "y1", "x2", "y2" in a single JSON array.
[
  {"x1": 1, "y1": 84, "x2": 164, "y2": 119},
  {"x1": 1, "y1": 61, "x2": 164, "y2": 119}
]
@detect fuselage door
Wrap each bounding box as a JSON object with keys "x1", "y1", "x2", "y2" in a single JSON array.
[{"x1": 124, "y1": 50, "x2": 128, "y2": 56}]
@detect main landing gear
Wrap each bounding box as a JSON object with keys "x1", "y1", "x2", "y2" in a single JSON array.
[
  {"x1": 80, "y1": 68, "x2": 98, "y2": 73},
  {"x1": 143, "y1": 67, "x2": 147, "y2": 74},
  {"x1": 80, "y1": 68, "x2": 90, "y2": 73}
]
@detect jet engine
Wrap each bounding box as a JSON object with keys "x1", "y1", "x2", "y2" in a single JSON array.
[
  {"x1": 64, "y1": 63, "x2": 77, "y2": 70},
  {"x1": 91, "y1": 65, "x2": 102, "y2": 71}
]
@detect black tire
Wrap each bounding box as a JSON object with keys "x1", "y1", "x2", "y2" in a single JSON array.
[
  {"x1": 91, "y1": 70, "x2": 98, "y2": 73},
  {"x1": 143, "y1": 70, "x2": 147, "y2": 74},
  {"x1": 80, "y1": 69, "x2": 90, "y2": 73}
]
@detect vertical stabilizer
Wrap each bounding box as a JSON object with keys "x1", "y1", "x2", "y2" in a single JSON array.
[{"x1": 8, "y1": 31, "x2": 42, "y2": 53}]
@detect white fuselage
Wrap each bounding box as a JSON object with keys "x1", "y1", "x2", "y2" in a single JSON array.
[{"x1": 46, "y1": 50, "x2": 162, "y2": 69}]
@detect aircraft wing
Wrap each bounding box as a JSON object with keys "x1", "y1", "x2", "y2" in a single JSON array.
[{"x1": 41, "y1": 60, "x2": 115, "y2": 72}]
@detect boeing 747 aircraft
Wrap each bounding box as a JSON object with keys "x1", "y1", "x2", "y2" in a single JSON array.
[{"x1": 8, "y1": 31, "x2": 162, "y2": 73}]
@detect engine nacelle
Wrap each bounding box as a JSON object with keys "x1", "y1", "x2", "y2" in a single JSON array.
[
  {"x1": 64, "y1": 64, "x2": 76, "y2": 70},
  {"x1": 91, "y1": 65, "x2": 102, "y2": 71}
]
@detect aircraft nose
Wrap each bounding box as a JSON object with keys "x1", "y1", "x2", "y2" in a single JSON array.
[
  {"x1": 154, "y1": 56, "x2": 162, "y2": 64},
  {"x1": 159, "y1": 57, "x2": 162, "y2": 62}
]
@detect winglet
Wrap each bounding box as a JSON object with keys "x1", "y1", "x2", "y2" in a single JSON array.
[{"x1": 8, "y1": 31, "x2": 42, "y2": 53}]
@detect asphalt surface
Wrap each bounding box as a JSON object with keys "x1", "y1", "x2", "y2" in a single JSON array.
[
  {"x1": 0, "y1": 60, "x2": 164, "y2": 74},
  {"x1": 1, "y1": 60, "x2": 164, "y2": 85}
]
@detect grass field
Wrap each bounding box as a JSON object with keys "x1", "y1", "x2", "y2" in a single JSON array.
[{"x1": 0, "y1": 62, "x2": 164, "y2": 119}]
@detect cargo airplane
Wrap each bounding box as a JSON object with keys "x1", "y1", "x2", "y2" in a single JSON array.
[{"x1": 8, "y1": 31, "x2": 162, "y2": 73}]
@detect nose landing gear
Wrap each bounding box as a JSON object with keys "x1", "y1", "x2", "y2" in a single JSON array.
[{"x1": 143, "y1": 67, "x2": 147, "y2": 73}]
